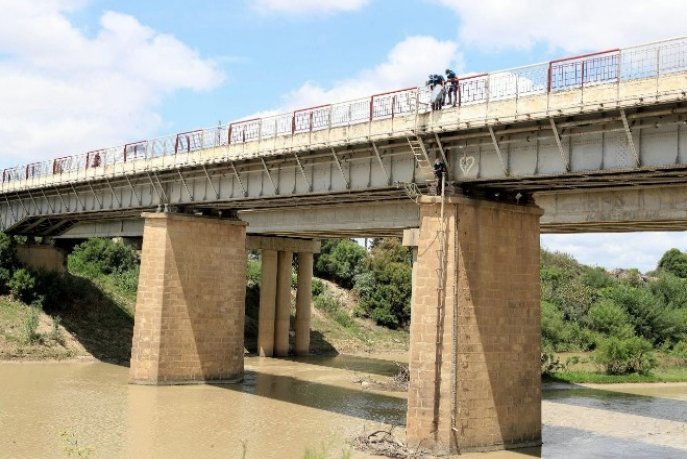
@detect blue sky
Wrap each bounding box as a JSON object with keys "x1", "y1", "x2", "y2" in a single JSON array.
[{"x1": 1, "y1": 0, "x2": 686, "y2": 272}]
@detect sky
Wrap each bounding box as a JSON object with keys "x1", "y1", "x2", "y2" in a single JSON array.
[{"x1": 1, "y1": 0, "x2": 686, "y2": 272}]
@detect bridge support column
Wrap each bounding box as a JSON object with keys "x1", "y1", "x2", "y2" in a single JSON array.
[
  {"x1": 295, "y1": 252, "x2": 313, "y2": 355},
  {"x1": 258, "y1": 249, "x2": 278, "y2": 357},
  {"x1": 274, "y1": 250, "x2": 293, "y2": 357},
  {"x1": 406, "y1": 196, "x2": 543, "y2": 453},
  {"x1": 129, "y1": 213, "x2": 246, "y2": 385}
]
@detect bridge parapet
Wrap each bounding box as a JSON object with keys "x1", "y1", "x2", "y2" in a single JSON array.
[{"x1": 2, "y1": 36, "x2": 686, "y2": 195}]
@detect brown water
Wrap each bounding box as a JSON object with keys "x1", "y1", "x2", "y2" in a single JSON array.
[{"x1": 0, "y1": 356, "x2": 686, "y2": 459}]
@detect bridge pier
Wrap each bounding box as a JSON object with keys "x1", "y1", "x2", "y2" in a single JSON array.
[
  {"x1": 249, "y1": 237, "x2": 319, "y2": 357},
  {"x1": 405, "y1": 196, "x2": 543, "y2": 453},
  {"x1": 129, "y1": 213, "x2": 246, "y2": 385}
]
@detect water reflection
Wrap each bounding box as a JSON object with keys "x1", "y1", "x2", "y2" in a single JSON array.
[{"x1": 0, "y1": 358, "x2": 686, "y2": 459}]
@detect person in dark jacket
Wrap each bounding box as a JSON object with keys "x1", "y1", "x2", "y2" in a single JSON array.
[{"x1": 433, "y1": 158, "x2": 447, "y2": 194}]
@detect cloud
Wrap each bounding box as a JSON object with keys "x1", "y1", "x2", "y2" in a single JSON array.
[
  {"x1": 0, "y1": 2, "x2": 223, "y2": 168},
  {"x1": 436, "y1": 0, "x2": 686, "y2": 53},
  {"x1": 281, "y1": 36, "x2": 463, "y2": 109},
  {"x1": 541, "y1": 233, "x2": 687, "y2": 273},
  {"x1": 253, "y1": 0, "x2": 369, "y2": 15}
]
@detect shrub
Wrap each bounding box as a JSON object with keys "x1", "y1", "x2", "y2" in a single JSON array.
[
  {"x1": 357, "y1": 261, "x2": 412, "y2": 328},
  {"x1": 0, "y1": 232, "x2": 17, "y2": 268},
  {"x1": 8, "y1": 268, "x2": 37, "y2": 303},
  {"x1": 541, "y1": 352, "x2": 566, "y2": 376},
  {"x1": 657, "y1": 248, "x2": 687, "y2": 278},
  {"x1": 68, "y1": 238, "x2": 138, "y2": 276},
  {"x1": 311, "y1": 278, "x2": 325, "y2": 297},
  {"x1": 246, "y1": 259, "x2": 261, "y2": 289},
  {"x1": 21, "y1": 304, "x2": 42, "y2": 344},
  {"x1": 314, "y1": 291, "x2": 343, "y2": 314},
  {"x1": 114, "y1": 266, "x2": 139, "y2": 293},
  {"x1": 314, "y1": 239, "x2": 366, "y2": 289},
  {"x1": 595, "y1": 336, "x2": 657, "y2": 375},
  {"x1": 588, "y1": 299, "x2": 634, "y2": 338}
]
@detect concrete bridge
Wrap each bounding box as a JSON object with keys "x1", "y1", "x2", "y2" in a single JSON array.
[{"x1": 2, "y1": 36, "x2": 687, "y2": 453}]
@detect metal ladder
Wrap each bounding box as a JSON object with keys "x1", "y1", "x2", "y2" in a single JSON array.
[{"x1": 407, "y1": 136, "x2": 433, "y2": 177}]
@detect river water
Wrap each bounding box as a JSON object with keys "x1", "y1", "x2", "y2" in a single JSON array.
[{"x1": 0, "y1": 355, "x2": 685, "y2": 459}]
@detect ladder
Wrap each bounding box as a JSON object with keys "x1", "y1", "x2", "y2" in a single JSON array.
[{"x1": 407, "y1": 136, "x2": 433, "y2": 178}]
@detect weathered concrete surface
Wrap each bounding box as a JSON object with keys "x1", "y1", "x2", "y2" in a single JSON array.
[
  {"x1": 274, "y1": 250, "x2": 293, "y2": 357},
  {"x1": 247, "y1": 235, "x2": 321, "y2": 253},
  {"x1": 15, "y1": 245, "x2": 66, "y2": 273},
  {"x1": 295, "y1": 252, "x2": 314, "y2": 356},
  {"x1": 537, "y1": 185, "x2": 687, "y2": 232},
  {"x1": 129, "y1": 213, "x2": 246, "y2": 384},
  {"x1": 406, "y1": 197, "x2": 542, "y2": 453},
  {"x1": 53, "y1": 183, "x2": 687, "y2": 239},
  {"x1": 258, "y1": 249, "x2": 278, "y2": 357}
]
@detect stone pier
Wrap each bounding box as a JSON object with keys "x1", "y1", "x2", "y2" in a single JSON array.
[
  {"x1": 248, "y1": 236, "x2": 320, "y2": 357},
  {"x1": 405, "y1": 196, "x2": 543, "y2": 453},
  {"x1": 129, "y1": 213, "x2": 247, "y2": 385}
]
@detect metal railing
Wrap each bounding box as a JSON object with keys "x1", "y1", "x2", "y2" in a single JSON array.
[{"x1": 2, "y1": 36, "x2": 687, "y2": 190}]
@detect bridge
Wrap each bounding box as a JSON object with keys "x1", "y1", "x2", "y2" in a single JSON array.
[{"x1": 2, "y1": 36, "x2": 687, "y2": 454}]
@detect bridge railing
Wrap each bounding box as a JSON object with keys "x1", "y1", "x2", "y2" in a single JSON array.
[{"x1": 2, "y1": 36, "x2": 687, "y2": 191}]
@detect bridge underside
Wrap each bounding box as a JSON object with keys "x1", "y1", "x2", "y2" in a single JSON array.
[{"x1": 28, "y1": 183, "x2": 687, "y2": 240}]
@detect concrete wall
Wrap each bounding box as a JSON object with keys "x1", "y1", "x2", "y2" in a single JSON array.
[
  {"x1": 129, "y1": 213, "x2": 247, "y2": 384},
  {"x1": 15, "y1": 245, "x2": 66, "y2": 273}
]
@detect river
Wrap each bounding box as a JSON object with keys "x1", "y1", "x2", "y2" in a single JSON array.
[{"x1": 0, "y1": 355, "x2": 685, "y2": 458}]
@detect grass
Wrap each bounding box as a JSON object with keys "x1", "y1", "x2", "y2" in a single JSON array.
[
  {"x1": 0, "y1": 297, "x2": 77, "y2": 359},
  {"x1": 546, "y1": 351, "x2": 687, "y2": 383}
]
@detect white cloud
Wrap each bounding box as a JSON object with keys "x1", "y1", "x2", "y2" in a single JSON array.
[
  {"x1": 254, "y1": 0, "x2": 369, "y2": 15},
  {"x1": 437, "y1": 0, "x2": 686, "y2": 53},
  {"x1": 0, "y1": 2, "x2": 223, "y2": 168},
  {"x1": 281, "y1": 36, "x2": 462, "y2": 109},
  {"x1": 541, "y1": 232, "x2": 687, "y2": 273}
]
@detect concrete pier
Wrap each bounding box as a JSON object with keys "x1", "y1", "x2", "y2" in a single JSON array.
[
  {"x1": 274, "y1": 250, "x2": 293, "y2": 357},
  {"x1": 295, "y1": 252, "x2": 314, "y2": 356},
  {"x1": 257, "y1": 249, "x2": 278, "y2": 357},
  {"x1": 405, "y1": 197, "x2": 543, "y2": 453},
  {"x1": 129, "y1": 213, "x2": 246, "y2": 385}
]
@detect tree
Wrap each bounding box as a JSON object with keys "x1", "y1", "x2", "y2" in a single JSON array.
[
  {"x1": 658, "y1": 248, "x2": 687, "y2": 278},
  {"x1": 314, "y1": 239, "x2": 366, "y2": 289}
]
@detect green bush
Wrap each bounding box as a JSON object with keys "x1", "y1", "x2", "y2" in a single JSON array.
[
  {"x1": 0, "y1": 233, "x2": 18, "y2": 293},
  {"x1": 21, "y1": 303, "x2": 42, "y2": 344},
  {"x1": 541, "y1": 352, "x2": 566, "y2": 376},
  {"x1": 8, "y1": 268, "x2": 37, "y2": 303},
  {"x1": 246, "y1": 259, "x2": 261, "y2": 289},
  {"x1": 588, "y1": 299, "x2": 634, "y2": 338},
  {"x1": 314, "y1": 239, "x2": 366, "y2": 289},
  {"x1": 311, "y1": 278, "x2": 325, "y2": 297},
  {"x1": 658, "y1": 248, "x2": 687, "y2": 278},
  {"x1": 314, "y1": 291, "x2": 343, "y2": 314},
  {"x1": 68, "y1": 238, "x2": 138, "y2": 276},
  {"x1": 595, "y1": 336, "x2": 657, "y2": 375},
  {"x1": 114, "y1": 266, "x2": 139, "y2": 293}
]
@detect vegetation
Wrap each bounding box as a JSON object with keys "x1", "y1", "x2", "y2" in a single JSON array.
[
  {"x1": 2, "y1": 230, "x2": 687, "y2": 381},
  {"x1": 0, "y1": 236, "x2": 136, "y2": 362}
]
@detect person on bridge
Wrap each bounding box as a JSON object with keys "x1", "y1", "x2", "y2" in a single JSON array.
[
  {"x1": 445, "y1": 69, "x2": 458, "y2": 107},
  {"x1": 427, "y1": 74, "x2": 445, "y2": 111},
  {"x1": 433, "y1": 158, "x2": 447, "y2": 194}
]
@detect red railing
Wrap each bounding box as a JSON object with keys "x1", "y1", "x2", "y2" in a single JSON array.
[
  {"x1": 370, "y1": 87, "x2": 417, "y2": 119},
  {"x1": 175, "y1": 130, "x2": 204, "y2": 154},
  {"x1": 2, "y1": 37, "x2": 686, "y2": 186},
  {"x1": 547, "y1": 49, "x2": 621, "y2": 92}
]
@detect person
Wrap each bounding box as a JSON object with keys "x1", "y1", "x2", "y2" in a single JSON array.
[
  {"x1": 445, "y1": 69, "x2": 458, "y2": 107},
  {"x1": 433, "y1": 158, "x2": 447, "y2": 194},
  {"x1": 427, "y1": 74, "x2": 445, "y2": 111}
]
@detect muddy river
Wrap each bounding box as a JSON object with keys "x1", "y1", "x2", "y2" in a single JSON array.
[{"x1": 0, "y1": 355, "x2": 685, "y2": 458}]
